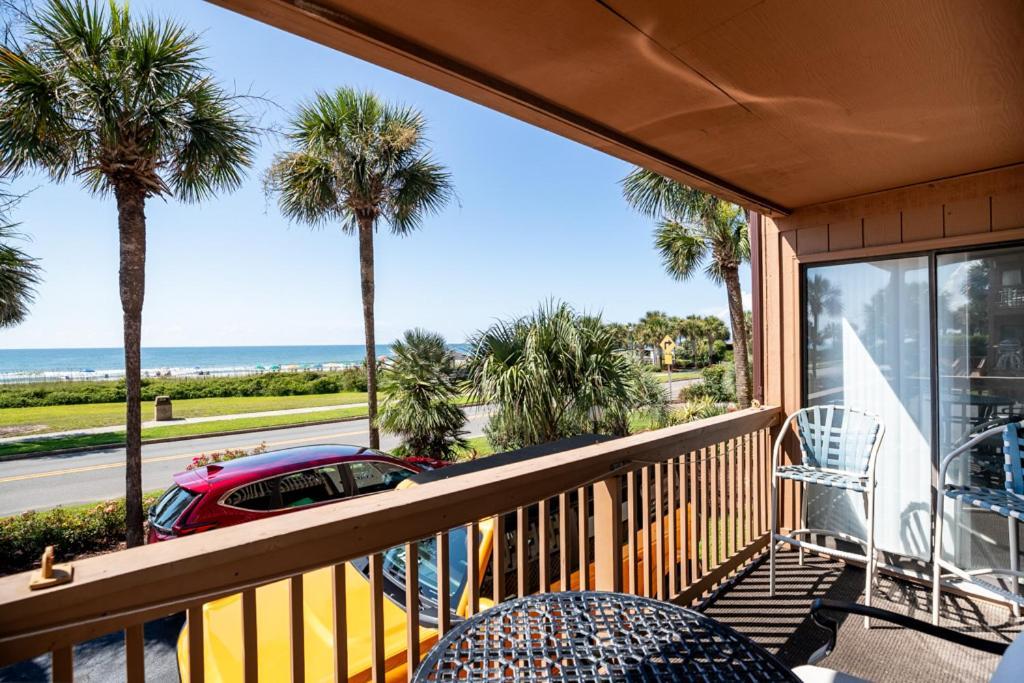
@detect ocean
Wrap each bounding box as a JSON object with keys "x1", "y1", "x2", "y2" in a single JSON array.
[{"x1": 0, "y1": 344, "x2": 471, "y2": 384}]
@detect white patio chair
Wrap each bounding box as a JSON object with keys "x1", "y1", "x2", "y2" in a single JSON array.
[
  {"x1": 932, "y1": 418, "x2": 1024, "y2": 624},
  {"x1": 770, "y1": 406, "x2": 885, "y2": 628}
]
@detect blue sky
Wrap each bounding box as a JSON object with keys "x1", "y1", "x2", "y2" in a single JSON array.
[{"x1": 1, "y1": 0, "x2": 749, "y2": 349}]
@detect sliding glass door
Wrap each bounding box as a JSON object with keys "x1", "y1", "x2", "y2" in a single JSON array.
[
  {"x1": 803, "y1": 242, "x2": 1023, "y2": 568},
  {"x1": 936, "y1": 245, "x2": 1024, "y2": 570},
  {"x1": 804, "y1": 256, "x2": 933, "y2": 560}
]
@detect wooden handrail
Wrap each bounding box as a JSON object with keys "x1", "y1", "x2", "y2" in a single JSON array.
[{"x1": 0, "y1": 406, "x2": 779, "y2": 665}]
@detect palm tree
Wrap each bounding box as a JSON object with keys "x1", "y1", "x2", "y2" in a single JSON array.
[
  {"x1": 0, "y1": 0, "x2": 256, "y2": 545},
  {"x1": 0, "y1": 184, "x2": 41, "y2": 327},
  {"x1": 637, "y1": 310, "x2": 675, "y2": 365},
  {"x1": 622, "y1": 169, "x2": 752, "y2": 406},
  {"x1": 266, "y1": 88, "x2": 454, "y2": 449},
  {"x1": 468, "y1": 301, "x2": 666, "y2": 450},
  {"x1": 806, "y1": 272, "x2": 839, "y2": 378},
  {"x1": 806, "y1": 273, "x2": 842, "y2": 380},
  {"x1": 378, "y1": 328, "x2": 467, "y2": 460}
]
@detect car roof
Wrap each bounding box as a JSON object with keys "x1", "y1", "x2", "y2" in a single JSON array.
[
  {"x1": 407, "y1": 434, "x2": 616, "y2": 486},
  {"x1": 173, "y1": 444, "x2": 402, "y2": 492}
]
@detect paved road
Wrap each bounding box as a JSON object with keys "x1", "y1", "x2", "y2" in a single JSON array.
[{"x1": 0, "y1": 405, "x2": 492, "y2": 516}]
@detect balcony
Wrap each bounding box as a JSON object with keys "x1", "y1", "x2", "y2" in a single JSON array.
[{"x1": 0, "y1": 406, "x2": 1018, "y2": 682}]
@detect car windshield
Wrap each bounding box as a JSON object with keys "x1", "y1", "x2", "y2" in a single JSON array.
[
  {"x1": 381, "y1": 526, "x2": 470, "y2": 607},
  {"x1": 148, "y1": 484, "x2": 198, "y2": 530}
]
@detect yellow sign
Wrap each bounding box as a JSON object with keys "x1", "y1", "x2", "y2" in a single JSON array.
[
  {"x1": 663, "y1": 351, "x2": 674, "y2": 367},
  {"x1": 659, "y1": 336, "x2": 676, "y2": 352}
]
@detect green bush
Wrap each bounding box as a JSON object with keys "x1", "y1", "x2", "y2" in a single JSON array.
[
  {"x1": 680, "y1": 362, "x2": 736, "y2": 403},
  {"x1": 0, "y1": 492, "x2": 162, "y2": 575},
  {"x1": 673, "y1": 397, "x2": 727, "y2": 423},
  {"x1": 0, "y1": 368, "x2": 369, "y2": 408},
  {"x1": 379, "y1": 329, "x2": 468, "y2": 460}
]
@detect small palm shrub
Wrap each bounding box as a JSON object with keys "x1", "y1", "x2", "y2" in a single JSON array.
[
  {"x1": 379, "y1": 329, "x2": 467, "y2": 460},
  {"x1": 673, "y1": 397, "x2": 726, "y2": 424},
  {"x1": 602, "y1": 367, "x2": 672, "y2": 436},
  {"x1": 469, "y1": 301, "x2": 668, "y2": 450}
]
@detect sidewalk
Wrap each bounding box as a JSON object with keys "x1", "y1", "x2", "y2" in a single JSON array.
[{"x1": 0, "y1": 401, "x2": 369, "y2": 444}]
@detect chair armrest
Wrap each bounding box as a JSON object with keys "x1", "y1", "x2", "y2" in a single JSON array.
[
  {"x1": 938, "y1": 417, "x2": 1024, "y2": 489},
  {"x1": 807, "y1": 599, "x2": 1007, "y2": 665}
]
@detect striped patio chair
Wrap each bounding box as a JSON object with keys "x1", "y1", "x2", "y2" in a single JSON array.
[
  {"x1": 933, "y1": 419, "x2": 1024, "y2": 624},
  {"x1": 770, "y1": 406, "x2": 884, "y2": 628}
]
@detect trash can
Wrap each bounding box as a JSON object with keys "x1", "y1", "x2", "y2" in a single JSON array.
[{"x1": 154, "y1": 396, "x2": 173, "y2": 421}]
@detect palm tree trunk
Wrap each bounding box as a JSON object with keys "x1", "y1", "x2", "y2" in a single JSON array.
[
  {"x1": 357, "y1": 216, "x2": 380, "y2": 449},
  {"x1": 115, "y1": 185, "x2": 146, "y2": 547},
  {"x1": 723, "y1": 266, "x2": 751, "y2": 407}
]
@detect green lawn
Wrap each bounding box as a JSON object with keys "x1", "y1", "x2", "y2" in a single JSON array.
[
  {"x1": 0, "y1": 405, "x2": 371, "y2": 458},
  {"x1": 652, "y1": 370, "x2": 702, "y2": 383},
  {"x1": 0, "y1": 392, "x2": 368, "y2": 437},
  {"x1": 458, "y1": 435, "x2": 494, "y2": 460}
]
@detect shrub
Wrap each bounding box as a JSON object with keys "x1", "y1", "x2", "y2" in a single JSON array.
[
  {"x1": 673, "y1": 397, "x2": 726, "y2": 424},
  {"x1": 0, "y1": 492, "x2": 162, "y2": 575},
  {"x1": 680, "y1": 362, "x2": 736, "y2": 403},
  {"x1": 470, "y1": 301, "x2": 668, "y2": 450},
  {"x1": 379, "y1": 330, "x2": 467, "y2": 460},
  {"x1": 186, "y1": 442, "x2": 268, "y2": 471}
]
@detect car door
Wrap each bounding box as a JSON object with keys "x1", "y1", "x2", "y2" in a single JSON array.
[{"x1": 342, "y1": 460, "x2": 416, "y2": 497}]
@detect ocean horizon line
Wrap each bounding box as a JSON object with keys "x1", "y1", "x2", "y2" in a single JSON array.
[
  {"x1": 0, "y1": 342, "x2": 469, "y2": 352},
  {"x1": 0, "y1": 343, "x2": 473, "y2": 381}
]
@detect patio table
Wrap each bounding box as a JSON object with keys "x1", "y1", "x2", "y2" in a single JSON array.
[{"x1": 413, "y1": 591, "x2": 800, "y2": 682}]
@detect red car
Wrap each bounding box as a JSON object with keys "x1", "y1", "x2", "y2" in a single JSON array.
[{"x1": 147, "y1": 445, "x2": 445, "y2": 543}]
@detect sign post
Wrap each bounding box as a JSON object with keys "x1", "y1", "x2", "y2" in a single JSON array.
[{"x1": 660, "y1": 336, "x2": 676, "y2": 399}]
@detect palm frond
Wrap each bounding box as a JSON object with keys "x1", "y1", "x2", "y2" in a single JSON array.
[
  {"x1": 387, "y1": 155, "x2": 454, "y2": 234},
  {"x1": 654, "y1": 218, "x2": 709, "y2": 282},
  {"x1": 0, "y1": 221, "x2": 41, "y2": 327},
  {"x1": 170, "y1": 80, "x2": 255, "y2": 203},
  {"x1": 264, "y1": 150, "x2": 343, "y2": 229}
]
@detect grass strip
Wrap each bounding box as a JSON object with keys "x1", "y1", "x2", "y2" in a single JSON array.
[
  {"x1": 0, "y1": 405, "x2": 371, "y2": 458},
  {"x1": 0, "y1": 391, "x2": 369, "y2": 436}
]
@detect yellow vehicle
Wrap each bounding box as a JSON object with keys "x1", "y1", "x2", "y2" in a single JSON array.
[{"x1": 178, "y1": 435, "x2": 682, "y2": 682}]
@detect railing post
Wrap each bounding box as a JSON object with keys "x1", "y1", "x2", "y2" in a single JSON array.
[{"x1": 593, "y1": 475, "x2": 622, "y2": 592}]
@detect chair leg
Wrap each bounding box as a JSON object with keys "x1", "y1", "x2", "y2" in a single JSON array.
[
  {"x1": 770, "y1": 472, "x2": 777, "y2": 598},
  {"x1": 1010, "y1": 517, "x2": 1020, "y2": 619},
  {"x1": 799, "y1": 483, "x2": 807, "y2": 567},
  {"x1": 932, "y1": 492, "x2": 945, "y2": 626},
  {"x1": 864, "y1": 483, "x2": 875, "y2": 629}
]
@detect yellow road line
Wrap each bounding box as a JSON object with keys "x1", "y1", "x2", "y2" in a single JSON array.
[{"x1": 0, "y1": 427, "x2": 373, "y2": 484}]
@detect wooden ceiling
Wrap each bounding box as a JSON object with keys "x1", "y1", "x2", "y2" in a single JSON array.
[{"x1": 211, "y1": 0, "x2": 1024, "y2": 216}]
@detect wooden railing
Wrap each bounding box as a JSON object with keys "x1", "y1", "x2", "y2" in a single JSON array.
[{"x1": 0, "y1": 405, "x2": 779, "y2": 682}]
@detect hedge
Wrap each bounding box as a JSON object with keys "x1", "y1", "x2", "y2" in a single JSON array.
[
  {"x1": 0, "y1": 493, "x2": 163, "y2": 575},
  {"x1": 0, "y1": 442, "x2": 275, "y2": 575},
  {"x1": 0, "y1": 368, "x2": 369, "y2": 409}
]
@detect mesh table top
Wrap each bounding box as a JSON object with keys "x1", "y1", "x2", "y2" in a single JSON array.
[{"x1": 414, "y1": 591, "x2": 800, "y2": 682}]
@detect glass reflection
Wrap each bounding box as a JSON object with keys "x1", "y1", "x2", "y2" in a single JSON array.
[
  {"x1": 937, "y1": 246, "x2": 1024, "y2": 570},
  {"x1": 804, "y1": 256, "x2": 933, "y2": 559}
]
